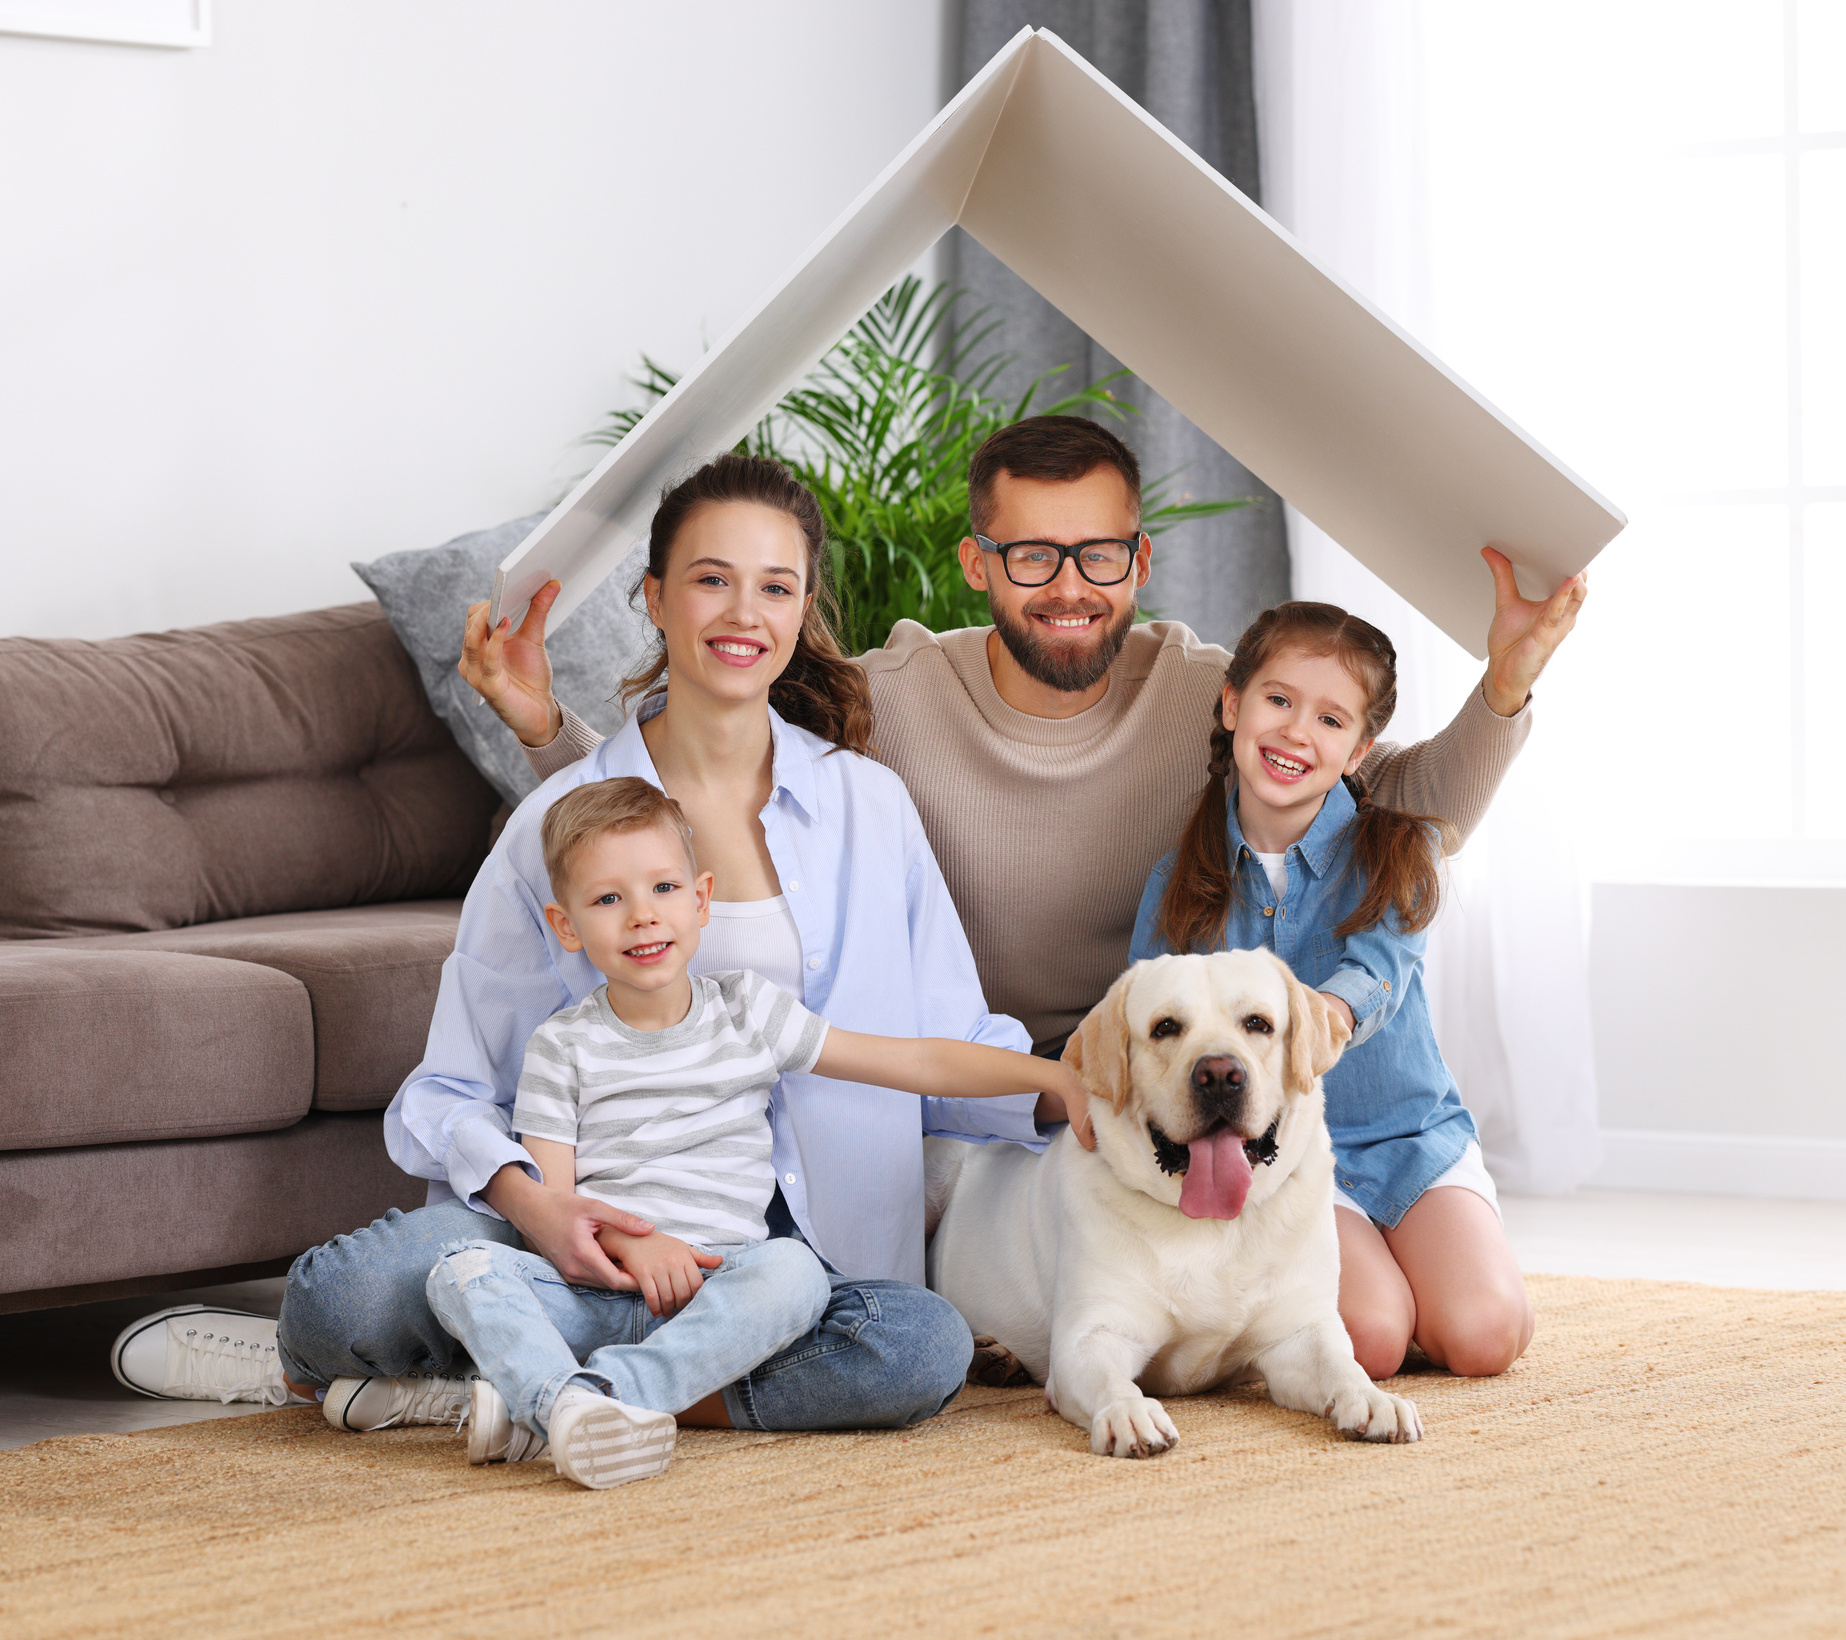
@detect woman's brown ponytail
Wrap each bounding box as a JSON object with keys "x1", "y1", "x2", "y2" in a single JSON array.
[
  {"x1": 1156, "y1": 602, "x2": 1452, "y2": 953},
  {"x1": 619, "y1": 453, "x2": 876, "y2": 757}
]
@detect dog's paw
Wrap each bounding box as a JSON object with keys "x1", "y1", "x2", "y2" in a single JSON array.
[
  {"x1": 968, "y1": 1335, "x2": 1034, "y2": 1388},
  {"x1": 1328, "y1": 1384, "x2": 1422, "y2": 1443},
  {"x1": 1090, "y1": 1395, "x2": 1180, "y2": 1458}
]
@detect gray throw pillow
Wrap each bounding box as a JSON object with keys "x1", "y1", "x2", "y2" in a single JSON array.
[{"x1": 353, "y1": 515, "x2": 653, "y2": 806}]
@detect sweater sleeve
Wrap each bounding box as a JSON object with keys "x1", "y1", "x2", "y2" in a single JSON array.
[
  {"x1": 1358, "y1": 683, "x2": 1532, "y2": 854},
  {"x1": 521, "y1": 704, "x2": 605, "y2": 781}
]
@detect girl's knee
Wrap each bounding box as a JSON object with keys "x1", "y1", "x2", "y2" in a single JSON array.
[
  {"x1": 1344, "y1": 1310, "x2": 1412, "y2": 1380},
  {"x1": 1428, "y1": 1291, "x2": 1532, "y2": 1378}
]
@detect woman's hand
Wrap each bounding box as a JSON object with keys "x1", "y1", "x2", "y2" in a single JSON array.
[
  {"x1": 459, "y1": 578, "x2": 565, "y2": 748},
  {"x1": 483, "y1": 1162, "x2": 651, "y2": 1290}
]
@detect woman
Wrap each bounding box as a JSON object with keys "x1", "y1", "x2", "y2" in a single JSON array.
[{"x1": 276, "y1": 454, "x2": 1075, "y2": 1433}]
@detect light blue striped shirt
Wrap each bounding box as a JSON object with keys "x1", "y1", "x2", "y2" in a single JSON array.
[{"x1": 384, "y1": 702, "x2": 1043, "y2": 1284}]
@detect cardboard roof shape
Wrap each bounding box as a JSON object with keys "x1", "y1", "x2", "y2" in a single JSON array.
[{"x1": 490, "y1": 26, "x2": 1624, "y2": 660}]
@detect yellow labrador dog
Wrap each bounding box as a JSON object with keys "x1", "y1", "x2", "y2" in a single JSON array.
[{"x1": 926, "y1": 949, "x2": 1422, "y2": 1457}]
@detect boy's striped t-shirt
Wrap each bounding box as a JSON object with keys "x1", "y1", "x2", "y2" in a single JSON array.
[{"x1": 512, "y1": 970, "x2": 829, "y2": 1248}]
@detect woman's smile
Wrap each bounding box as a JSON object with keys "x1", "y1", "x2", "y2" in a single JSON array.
[{"x1": 705, "y1": 634, "x2": 771, "y2": 667}]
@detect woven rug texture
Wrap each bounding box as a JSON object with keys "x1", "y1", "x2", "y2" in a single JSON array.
[{"x1": 0, "y1": 1274, "x2": 1841, "y2": 1639}]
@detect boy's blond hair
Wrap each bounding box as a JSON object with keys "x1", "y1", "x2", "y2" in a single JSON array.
[{"x1": 539, "y1": 777, "x2": 696, "y2": 899}]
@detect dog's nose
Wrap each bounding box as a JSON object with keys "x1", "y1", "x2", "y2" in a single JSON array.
[{"x1": 1190, "y1": 1055, "x2": 1247, "y2": 1109}]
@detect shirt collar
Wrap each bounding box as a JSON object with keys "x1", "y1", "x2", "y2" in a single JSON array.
[
  {"x1": 613, "y1": 695, "x2": 820, "y2": 825},
  {"x1": 1224, "y1": 774, "x2": 1357, "y2": 879}
]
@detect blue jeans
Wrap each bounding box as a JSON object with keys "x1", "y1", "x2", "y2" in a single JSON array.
[
  {"x1": 277, "y1": 1194, "x2": 973, "y2": 1431},
  {"x1": 425, "y1": 1238, "x2": 832, "y2": 1436}
]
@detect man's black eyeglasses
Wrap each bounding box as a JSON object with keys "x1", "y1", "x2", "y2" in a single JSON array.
[{"x1": 973, "y1": 533, "x2": 1146, "y2": 588}]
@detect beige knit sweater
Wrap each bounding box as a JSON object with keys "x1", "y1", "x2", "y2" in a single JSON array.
[{"x1": 528, "y1": 620, "x2": 1529, "y2": 1052}]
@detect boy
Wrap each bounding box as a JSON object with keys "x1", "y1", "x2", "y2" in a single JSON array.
[{"x1": 426, "y1": 777, "x2": 1088, "y2": 1490}]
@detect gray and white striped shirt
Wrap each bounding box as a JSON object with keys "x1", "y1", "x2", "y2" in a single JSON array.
[{"x1": 513, "y1": 971, "x2": 829, "y2": 1247}]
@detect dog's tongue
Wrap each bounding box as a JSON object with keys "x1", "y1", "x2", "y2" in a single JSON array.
[{"x1": 1178, "y1": 1129, "x2": 1255, "y2": 1219}]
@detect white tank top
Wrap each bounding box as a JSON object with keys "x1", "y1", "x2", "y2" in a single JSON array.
[{"x1": 688, "y1": 895, "x2": 805, "y2": 998}]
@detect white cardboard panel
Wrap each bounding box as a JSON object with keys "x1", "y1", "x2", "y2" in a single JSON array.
[{"x1": 492, "y1": 27, "x2": 1624, "y2": 660}]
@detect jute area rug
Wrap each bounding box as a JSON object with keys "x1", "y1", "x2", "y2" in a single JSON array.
[{"x1": 1, "y1": 1275, "x2": 1841, "y2": 1640}]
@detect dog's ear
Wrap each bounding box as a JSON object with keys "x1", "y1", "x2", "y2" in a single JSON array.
[
  {"x1": 1063, "y1": 967, "x2": 1135, "y2": 1115},
  {"x1": 1280, "y1": 960, "x2": 1352, "y2": 1095}
]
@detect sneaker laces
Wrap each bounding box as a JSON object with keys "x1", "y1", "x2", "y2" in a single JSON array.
[
  {"x1": 164, "y1": 1321, "x2": 288, "y2": 1406},
  {"x1": 369, "y1": 1371, "x2": 475, "y2": 1430}
]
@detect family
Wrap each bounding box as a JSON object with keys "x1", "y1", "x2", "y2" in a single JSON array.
[{"x1": 121, "y1": 414, "x2": 1587, "y2": 1485}]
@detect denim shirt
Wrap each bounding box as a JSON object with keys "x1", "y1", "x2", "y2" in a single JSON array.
[
  {"x1": 1128, "y1": 778, "x2": 1474, "y2": 1227},
  {"x1": 384, "y1": 702, "x2": 1042, "y2": 1286}
]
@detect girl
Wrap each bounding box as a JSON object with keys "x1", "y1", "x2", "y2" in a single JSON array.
[{"x1": 1128, "y1": 601, "x2": 1533, "y2": 1379}]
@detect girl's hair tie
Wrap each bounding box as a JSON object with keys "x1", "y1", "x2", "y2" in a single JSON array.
[{"x1": 1207, "y1": 754, "x2": 1231, "y2": 779}]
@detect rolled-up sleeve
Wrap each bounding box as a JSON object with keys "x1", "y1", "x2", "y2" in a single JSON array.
[
  {"x1": 383, "y1": 849, "x2": 573, "y2": 1215},
  {"x1": 1315, "y1": 913, "x2": 1424, "y2": 1048},
  {"x1": 898, "y1": 806, "x2": 1043, "y2": 1149}
]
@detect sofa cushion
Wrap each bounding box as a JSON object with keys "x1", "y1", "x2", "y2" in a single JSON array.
[
  {"x1": 0, "y1": 1112, "x2": 426, "y2": 1301},
  {"x1": 0, "y1": 948, "x2": 313, "y2": 1150},
  {"x1": 60, "y1": 901, "x2": 464, "y2": 1113},
  {"x1": 0, "y1": 604, "x2": 501, "y2": 937},
  {"x1": 352, "y1": 515, "x2": 651, "y2": 806}
]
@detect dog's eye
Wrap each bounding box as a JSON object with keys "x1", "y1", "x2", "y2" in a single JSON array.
[
  {"x1": 1149, "y1": 1017, "x2": 1184, "y2": 1040},
  {"x1": 1243, "y1": 1015, "x2": 1274, "y2": 1035}
]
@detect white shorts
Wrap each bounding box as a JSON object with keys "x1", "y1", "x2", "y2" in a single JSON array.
[{"x1": 1331, "y1": 1139, "x2": 1501, "y2": 1225}]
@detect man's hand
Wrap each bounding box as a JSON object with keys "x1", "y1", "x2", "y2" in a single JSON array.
[
  {"x1": 1480, "y1": 546, "x2": 1587, "y2": 717},
  {"x1": 1035, "y1": 1064, "x2": 1097, "y2": 1151},
  {"x1": 483, "y1": 1162, "x2": 651, "y2": 1291},
  {"x1": 459, "y1": 579, "x2": 565, "y2": 748},
  {"x1": 599, "y1": 1228, "x2": 724, "y2": 1319}
]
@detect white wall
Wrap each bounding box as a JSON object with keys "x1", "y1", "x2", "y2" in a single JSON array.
[
  {"x1": 1588, "y1": 883, "x2": 1846, "y2": 1196},
  {"x1": 0, "y1": 1, "x2": 950, "y2": 641}
]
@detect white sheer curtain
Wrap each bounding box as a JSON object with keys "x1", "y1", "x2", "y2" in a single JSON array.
[{"x1": 1250, "y1": 0, "x2": 1601, "y2": 1192}]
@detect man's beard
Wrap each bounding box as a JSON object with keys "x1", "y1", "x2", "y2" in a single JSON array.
[{"x1": 989, "y1": 593, "x2": 1137, "y2": 694}]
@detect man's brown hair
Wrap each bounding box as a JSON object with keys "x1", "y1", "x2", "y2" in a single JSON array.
[
  {"x1": 540, "y1": 777, "x2": 696, "y2": 900},
  {"x1": 967, "y1": 414, "x2": 1143, "y2": 535}
]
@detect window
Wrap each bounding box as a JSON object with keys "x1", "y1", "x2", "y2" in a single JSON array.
[{"x1": 1417, "y1": 0, "x2": 1844, "y2": 882}]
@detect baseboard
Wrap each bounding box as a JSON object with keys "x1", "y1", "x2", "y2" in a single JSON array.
[{"x1": 1589, "y1": 1129, "x2": 1846, "y2": 1201}]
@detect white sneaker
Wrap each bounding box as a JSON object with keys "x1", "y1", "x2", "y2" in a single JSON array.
[
  {"x1": 323, "y1": 1370, "x2": 477, "y2": 1432},
  {"x1": 110, "y1": 1305, "x2": 290, "y2": 1406},
  {"x1": 547, "y1": 1387, "x2": 676, "y2": 1490},
  {"x1": 465, "y1": 1378, "x2": 549, "y2": 1465}
]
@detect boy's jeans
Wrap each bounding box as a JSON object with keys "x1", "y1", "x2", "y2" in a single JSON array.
[
  {"x1": 276, "y1": 1193, "x2": 974, "y2": 1430},
  {"x1": 425, "y1": 1237, "x2": 832, "y2": 1437}
]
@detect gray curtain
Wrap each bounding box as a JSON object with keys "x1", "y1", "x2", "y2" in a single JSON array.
[{"x1": 945, "y1": 0, "x2": 1288, "y2": 648}]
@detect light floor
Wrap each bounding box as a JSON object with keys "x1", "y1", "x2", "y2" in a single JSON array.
[{"x1": 3, "y1": 1189, "x2": 1844, "y2": 1453}]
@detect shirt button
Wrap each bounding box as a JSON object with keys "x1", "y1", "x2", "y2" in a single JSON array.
[
  {"x1": 1263, "y1": 906, "x2": 1274, "y2": 918},
  {"x1": 784, "y1": 1173, "x2": 797, "y2": 1185},
  {"x1": 788, "y1": 880, "x2": 799, "y2": 891},
  {"x1": 1382, "y1": 980, "x2": 1391, "y2": 991},
  {"x1": 806, "y1": 956, "x2": 821, "y2": 971}
]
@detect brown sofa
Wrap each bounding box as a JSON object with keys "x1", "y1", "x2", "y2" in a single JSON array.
[{"x1": 0, "y1": 603, "x2": 505, "y2": 1312}]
